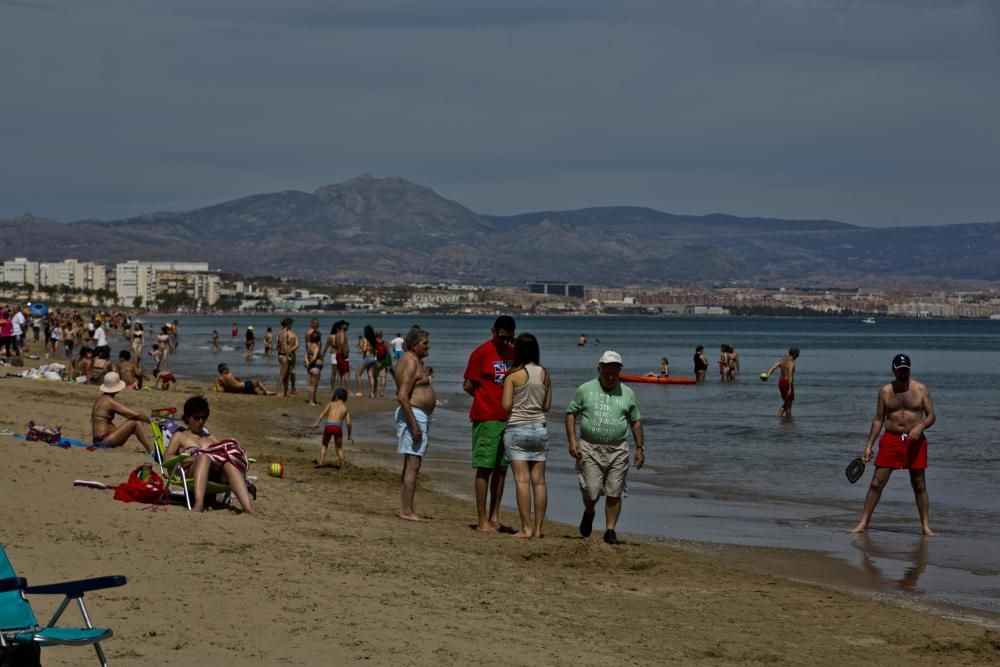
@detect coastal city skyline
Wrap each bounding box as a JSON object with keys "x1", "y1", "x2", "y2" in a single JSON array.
[{"x1": 4, "y1": 254, "x2": 1000, "y2": 318}]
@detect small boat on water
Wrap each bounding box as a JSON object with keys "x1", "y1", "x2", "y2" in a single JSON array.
[
  {"x1": 620, "y1": 374, "x2": 697, "y2": 385},
  {"x1": 862, "y1": 317, "x2": 876, "y2": 324}
]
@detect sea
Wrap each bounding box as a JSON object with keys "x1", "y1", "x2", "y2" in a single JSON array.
[{"x1": 151, "y1": 314, "x2": 1000, "y2": 615}]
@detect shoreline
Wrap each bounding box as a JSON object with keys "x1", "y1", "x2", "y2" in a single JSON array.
[
  {"x1": 3, "y1": 376, "x2": 1000, "y2": 665},
  {"x1": 8, "y1": 345, "x2": 1000, "y2": 620},
  {"x1": 7, "y1": 350, "x2": 1000, "y2": 620},
  {"x1": 291, "y1": 424, "x2": 1000, "y2": 624}
]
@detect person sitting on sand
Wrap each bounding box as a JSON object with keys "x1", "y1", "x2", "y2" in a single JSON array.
[
  {"x1": 163, "y1": 395, "x2": 258, "y2": 516},
  {"x1": 116, "y1": 349, "x2": 144, "y2": 389},
  {"x1": 643, "y1": 357, "x2": 670, "y2": 378},
  {"x1": 214, "y1": 363, "x2": 275, "y2": 395},
  {"x1": 311, "y1": 387, "x2": 353, "y2": 468},
  {"x1": 89, "y1": 345, "x2": 113, "y2": 385},
  {"x1": 91, "y1": 372, "x2": 154, "y2": 452}
]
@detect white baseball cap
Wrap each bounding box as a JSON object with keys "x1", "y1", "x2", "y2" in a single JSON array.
[{"x1": 598, "y1": 350, "x2": 623, "y2": 365}]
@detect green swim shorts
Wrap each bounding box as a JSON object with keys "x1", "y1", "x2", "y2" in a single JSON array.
[{"x1": 471, "y1": 420, "x2": 508, "y2": 469}]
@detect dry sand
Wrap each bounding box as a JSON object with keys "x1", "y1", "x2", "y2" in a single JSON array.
[{"x1": 1, "y1": 373, "x2": 998, "y2": 666}]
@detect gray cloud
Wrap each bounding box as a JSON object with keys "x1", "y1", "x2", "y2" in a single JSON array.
[{"x1": 1, "y1": 0, "x2": 997, "y2": 225}]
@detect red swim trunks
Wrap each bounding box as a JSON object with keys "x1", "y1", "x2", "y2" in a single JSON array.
[
  {"x1": 778, "y1": 378, "x2": 794, "y2": 401},
  {"x1": 874, "y1": 432, "x2": 927, "y2": 470},
  {"x1": 323, "y1": 423, "x2": 343, "y2": 440},
  {"x1": 336, "y1": 352, "x2": 350, "y2": 375}
]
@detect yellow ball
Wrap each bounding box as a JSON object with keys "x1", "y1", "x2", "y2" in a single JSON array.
[{"x1": 759, "y1": 373, "x2": 768, "y2": 381}]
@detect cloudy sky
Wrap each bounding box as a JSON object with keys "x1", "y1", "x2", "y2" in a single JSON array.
[{"x1": 2, "y1": 0, "x2": 998, "y2": 226}]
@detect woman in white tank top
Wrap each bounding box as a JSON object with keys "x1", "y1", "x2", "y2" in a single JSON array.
[{"x1": 501, "y1": 333, "x2": 552, "y2": 539}]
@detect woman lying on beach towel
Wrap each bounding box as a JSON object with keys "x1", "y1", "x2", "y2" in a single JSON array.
[{"x1": 164, "y1": 395, "x2": 258, "y2": 516}]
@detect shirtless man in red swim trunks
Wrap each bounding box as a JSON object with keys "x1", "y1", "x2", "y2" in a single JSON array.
[
  {"x1": 851, "y1": 354, "x2": 937, "y2": 536},
  {"x1": 764, "y1": 347, "x2": 799, "y2": 418}
]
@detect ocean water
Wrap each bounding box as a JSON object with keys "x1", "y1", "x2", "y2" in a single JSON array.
[{"x1": 153, "y1": 314, "x2": 1000, "y2": 614}]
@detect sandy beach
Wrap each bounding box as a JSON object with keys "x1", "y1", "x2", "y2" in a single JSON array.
[{"x1": 2, "y1": 370, "x2": 999, "y2": 666}]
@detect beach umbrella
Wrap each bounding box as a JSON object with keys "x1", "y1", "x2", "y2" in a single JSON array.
[{"x1": 29, "y1": 303, "x2": 49, "y2": 317}]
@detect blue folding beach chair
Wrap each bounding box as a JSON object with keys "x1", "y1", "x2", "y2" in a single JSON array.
[{"x1": 0, "y1": 544, "x2": 126, "y2": 666}]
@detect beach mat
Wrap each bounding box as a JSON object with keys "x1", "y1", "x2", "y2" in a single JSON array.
[{"x1": 6, "y1": 432, "x2": 112, "y2": 449}]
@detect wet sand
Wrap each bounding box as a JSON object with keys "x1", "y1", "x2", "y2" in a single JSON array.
[{"x1": 1, "y1": 373, "x2": 999, "y2": 666}]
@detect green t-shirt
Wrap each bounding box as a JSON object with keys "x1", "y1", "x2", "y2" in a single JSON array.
[{"x1": 566, "y1": 378, "x2": 641, "y2": 445}]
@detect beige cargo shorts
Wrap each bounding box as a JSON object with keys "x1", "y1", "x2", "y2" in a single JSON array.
[{"x1": 576, "y1": 438, "x2": 630, "y2": 501}]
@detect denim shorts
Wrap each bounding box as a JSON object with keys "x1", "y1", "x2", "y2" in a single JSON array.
[{"x1": 503, "y1": 421, "x2": 549, "y2": 462}]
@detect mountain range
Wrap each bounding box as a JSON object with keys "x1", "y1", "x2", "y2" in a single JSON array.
[{"x1": 2, "y1": 174, "x2": 999, "y2": 286}]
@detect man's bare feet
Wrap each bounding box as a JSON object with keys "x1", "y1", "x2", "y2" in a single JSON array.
[
  {"x1": 308, "y1": 401, "x2": 318, "y2": 406},
  {"x1": 850, "y1": 523, "x2": 868, "y2": 534},
  {"x1": 398, "y1": 512, "x2": 429, "y2": 522},
  {"x1": 922, "y1": 526, "x2": 937, "y2": 536},
  {"x1": 476, "y1": 523, "x2": 499, "y2": 534},
  {"x1": 512, "y1": 530, "x2": 533, "y2": 539}
]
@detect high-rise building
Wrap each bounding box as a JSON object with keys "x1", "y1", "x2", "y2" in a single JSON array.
[
  {"x1": 116, "y1": 260, "x2": 214, "y2": 307},
  {"x1": 39, "y1": 259, "x2": 107, "y2": 291},
  {"x1": 115, "y1": 261, "x2": 157, "y2": 306},
  {"x1": 1, "y1": 257, "x2": 39, "y2": 287}
]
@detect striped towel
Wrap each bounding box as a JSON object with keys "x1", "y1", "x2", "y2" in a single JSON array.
[{"x1": 182, "y1": 439, "x2": 249, "y2": 474}]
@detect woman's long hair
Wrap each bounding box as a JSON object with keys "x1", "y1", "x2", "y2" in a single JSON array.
[{"x1": 511, "y1": 333, "x2": 541, "y2": 371}]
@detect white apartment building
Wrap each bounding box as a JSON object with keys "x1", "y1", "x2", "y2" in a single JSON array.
[
  {"x1": 39, "y1": 259, "x2": 107, "y2": 291},
  {"x1": 1, "y1": 257, "x2": 39, "y2": 286},
  {"x1": 115, "y1": 260, "x2": 213, "y2": 307},
  {"x1": 190, "y1": 273, "x2": 221, "y2": 306},
  {"x1": 115, "y1": 261, "x2": 158, "y2": 306}
]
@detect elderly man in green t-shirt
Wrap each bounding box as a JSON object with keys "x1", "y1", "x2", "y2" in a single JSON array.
[{"x1": 565, "y1": 350, "x2": 645, "y2": 545}]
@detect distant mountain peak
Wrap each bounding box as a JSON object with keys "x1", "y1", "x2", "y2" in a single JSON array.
[{"x1": 3, "y1": 178, "x2": 997, "y2": 285}]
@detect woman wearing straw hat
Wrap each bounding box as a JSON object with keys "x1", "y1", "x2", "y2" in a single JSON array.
[{"x1": 90, "y1": 371, "x2": 154, "y2": 453}]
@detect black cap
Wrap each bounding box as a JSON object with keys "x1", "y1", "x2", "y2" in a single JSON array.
[{"x1": 892, "y1": 353, "x2": 911, "y2": 370}]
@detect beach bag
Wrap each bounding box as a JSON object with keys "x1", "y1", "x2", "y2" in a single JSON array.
[
  {"x1": 113, "y1": 464, "x2": 168, "y2": 505},
  {"x1": 25, "y1": 420, "x2": 61, "y2": 445}
]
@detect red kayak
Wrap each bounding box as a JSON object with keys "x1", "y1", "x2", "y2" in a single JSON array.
[{"x1": 620, "y1": 374, "x2": 696, "y2": 385}]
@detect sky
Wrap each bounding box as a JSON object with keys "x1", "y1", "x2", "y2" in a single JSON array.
[{"x1": 2, "y1": 0, "x2": 999, "y2": 226}]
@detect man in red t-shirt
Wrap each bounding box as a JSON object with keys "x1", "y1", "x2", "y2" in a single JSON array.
[{"x1": 463, "y1": 315, "x2": 516, "y2": 532}]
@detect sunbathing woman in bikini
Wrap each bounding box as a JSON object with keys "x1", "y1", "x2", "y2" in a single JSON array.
[
  {"x1": 164, "y1": 396, "x2": 258, "y2": 516},
  {"x1": 91, "y1": 372, "x2": 153, "y2": 452}
]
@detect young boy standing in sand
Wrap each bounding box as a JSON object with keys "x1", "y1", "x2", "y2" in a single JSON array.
[{"x1": 312, "y1": 387, "x2": 353, "y2": 468}]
